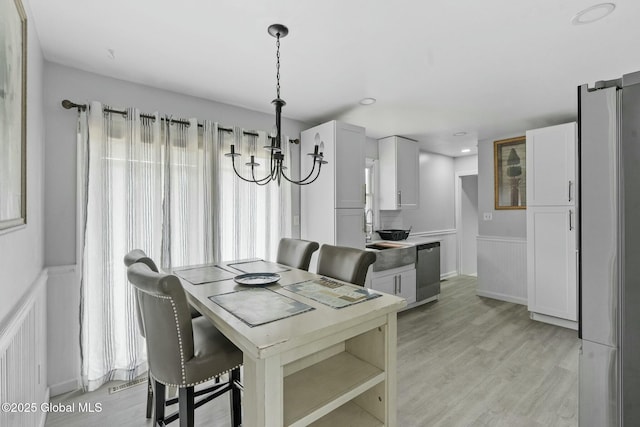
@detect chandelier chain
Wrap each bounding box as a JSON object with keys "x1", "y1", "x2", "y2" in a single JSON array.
[{"x1": 276, "y1": 33, "x2": 281, "y2": 99}]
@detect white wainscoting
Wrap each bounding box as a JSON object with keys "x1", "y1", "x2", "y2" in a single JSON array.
[
  {"x1": 477, "y1": 236, "x2": 527, "y2": 305},
  {"x1": 0, "y1": 270, "x2": 49, "y2": 427},
  {"x1": 410, "y1": 229, "x2": 458, "y2": 279},
  {"x1": 46, "y1": 265, "x2": 81, "y2": 396}
]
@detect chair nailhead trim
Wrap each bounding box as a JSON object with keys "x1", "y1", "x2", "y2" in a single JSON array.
[
  {"x1": 154, "y1": 294, "x2": 187, "y2": 384},
  {"x1": 155, "y1": 364, "x2": 242, "y2": 388}
]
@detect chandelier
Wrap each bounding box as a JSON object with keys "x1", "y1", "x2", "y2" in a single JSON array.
[{"x1": 225, "y1": 24, "x2": 326, "y2": 186}]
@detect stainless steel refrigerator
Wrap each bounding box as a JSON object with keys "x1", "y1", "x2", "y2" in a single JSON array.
[{"x1": 579, "y1": 71, "x2": 640, "y2": 426}]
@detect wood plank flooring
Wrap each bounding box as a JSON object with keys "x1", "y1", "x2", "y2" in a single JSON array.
[{"x1": 45, "y1": 275, "x2": 579, "y2": 426}]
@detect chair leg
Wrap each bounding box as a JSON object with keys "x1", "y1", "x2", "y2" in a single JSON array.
[
  {"x1": 146, "y1": 375, "x2": 154, "y2": 419},
  {"x1": 230, "y1": 368, "x2": 242, "y2": 427},
  {"x1": 154, "y1": 381, "x2": 166, "y2": 425},
  {"x1": 179, "y1": 387, "x2": 195, "y2": 427}
]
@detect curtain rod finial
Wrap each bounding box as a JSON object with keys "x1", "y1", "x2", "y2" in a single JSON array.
[{"x1": 61, "y1": 99, "x2": 86, "y2": 111}]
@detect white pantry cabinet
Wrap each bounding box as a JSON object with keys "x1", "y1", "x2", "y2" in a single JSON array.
[
  {"x1": 526, "y1": 122, "x2": 577, "y2": 207},
  {"x1": 527, "y1": 206, "x2": 578, "y2": 321},
  {"x1": 369, "y1": 264, "x2": 417, "y2": 305},
  {"x1": 378, "y1": 136, "x2": 419, "y2": 210},
  {"x1": 526, "y1": 122, "x2": 578, "y2": 327},
  {"x1": 301, "y1": 121, "x2": 366, "y2": 271}
]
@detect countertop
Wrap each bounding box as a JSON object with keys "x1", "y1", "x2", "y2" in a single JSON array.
[{"x1": 369, "y1": 234, "x2": 443, "y2": 247}]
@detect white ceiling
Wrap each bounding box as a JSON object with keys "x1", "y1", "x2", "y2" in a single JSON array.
[{"x1": 28, "y1": 0, "x2": 640, "y2": 157}]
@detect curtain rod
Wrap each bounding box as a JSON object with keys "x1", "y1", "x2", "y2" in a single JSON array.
[{"x1": 61, "y1": 99, "x2": 260, "y2": 136}]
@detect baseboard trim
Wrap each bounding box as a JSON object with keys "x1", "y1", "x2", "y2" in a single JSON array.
[
  {"x1": 476, "y1": 289, "x2": 527, "y2": 306},
  {"x1": 441, "y1": 270, "x2": 457, "y2": 280},
  {"x1": 39, "y1": 388, "x2": 50, "y2": 427},
  {"x1": 530, "y1": 312, "x2": 578, "y2": 330},
  {"x1": 49, "y1": 378, "x2": 80, "y2": 397}
]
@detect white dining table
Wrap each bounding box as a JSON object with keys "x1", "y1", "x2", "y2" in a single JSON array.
[{"x1": 174, "y1": 259, "x2": 406, "y2": 427}]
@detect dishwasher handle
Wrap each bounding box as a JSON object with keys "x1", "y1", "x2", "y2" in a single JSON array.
[{"x1": 417, "y1": 242, "x2": 440, "y2": 251}]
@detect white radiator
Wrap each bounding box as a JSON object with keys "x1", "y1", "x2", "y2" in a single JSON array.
[
  {"x1": 0, "y1": 271, "x2": 48, "y2": 427},
  {"x1": 477, "y1": 236, "x2": 527, "y2": 305}
]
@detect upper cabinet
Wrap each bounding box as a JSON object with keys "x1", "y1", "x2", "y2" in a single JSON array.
[
  {"x1": 526, "y1": 123, "x2": 577, "y2": 207},
  {"x1": 300, "y1": 120, "x2": 366, "y2": 210},
  {"x1": 378, "y1": 136, "x2": 419, "y2": 210}
]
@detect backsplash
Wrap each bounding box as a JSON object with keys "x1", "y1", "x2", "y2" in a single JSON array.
[{"x1": 379, "y1": 210, "x2": 404, "y2": 229}]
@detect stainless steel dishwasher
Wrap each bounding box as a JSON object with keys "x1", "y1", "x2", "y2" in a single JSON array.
[{"x1": 416, "y1": 242, "x2": 440, "y2": 301}]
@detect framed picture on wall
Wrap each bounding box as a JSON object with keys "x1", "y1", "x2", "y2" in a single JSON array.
[
  {"x1": 494, "y1": 136, "x2": 526, "y2": 210},
  {"x1": 0, "y1": 0, "x2": 27, "y2": 231}
]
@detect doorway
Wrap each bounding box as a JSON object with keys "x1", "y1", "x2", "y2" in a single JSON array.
[{"x1": 456, "y1": 171, "x2": 478, "y2": 275}]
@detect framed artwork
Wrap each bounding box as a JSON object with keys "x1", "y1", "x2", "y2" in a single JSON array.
[
  {"x1": 0, "y1": 0, "x2": 27, "y2": 230},
  {"x1": 494, "y1": 136, "x2": 526, "y2": 210}
]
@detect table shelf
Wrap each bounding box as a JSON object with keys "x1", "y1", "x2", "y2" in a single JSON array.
[
  {"x1": 309, "y1": 401, "x2": 385, "y2": 427},
  {"x1": 284, "y1": 351, "x2": 385, "y2": 427}
]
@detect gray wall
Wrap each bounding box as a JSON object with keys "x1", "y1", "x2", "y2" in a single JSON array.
[
  {"x1": 401, "y1": 152, "x2": 455, "y2": 233},
  {"x1": 43, "y1": 62, "x2": 310, "y2": 267},
  {"x1": 478, "y1": 136, "x2": 526, "y2": 238},
  {"x1": 454, "y1": 154, "x2": 478, "y2": 173},
  {"x1": 0, "y1": 0, "x2": 45, "y2": 325}
]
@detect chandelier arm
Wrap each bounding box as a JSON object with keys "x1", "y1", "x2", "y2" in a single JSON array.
[
  {"x1": 251, "y1": 159, "x2": 278, "y2": 185},
  {"x1": 281, "y1": 161, "x2": 323, "y2": 185},
  {"x1": 299, "y1": 158, "x2": 321, "y2": 182},
  {"x1": 282, "y1": 164, "x2": 322, "y2": 185},
  {"x1": 231, "y1": 156, "x2": 271, "y2": 184}
]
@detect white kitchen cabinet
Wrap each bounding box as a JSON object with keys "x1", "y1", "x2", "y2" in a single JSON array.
[
  {"x1": 301, "y1": 121, "x2": 366, "y2": 271},
  {"x1": 526, "y1": 122, "x2": 577, "y2": 207},
  {"x1": 370, "y1": 264, "x2": 416, "y2": 305},
  {"x1": 527, "y1": 206, "x2": 578, "y2": 321},
  {"x1": 526, "y1": 121, "x2": 578, "y2": 327},
  {"x1": 301, "y1": 120, "x2": 366, "y2": 211},
  {"x1": 378, "y1": 136, "x2": 419, "y2": 210}
]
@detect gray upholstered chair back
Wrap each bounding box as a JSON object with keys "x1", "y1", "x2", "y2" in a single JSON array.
[
  {"x1": 276, "y1": 238, "x2": 320, "y2": 271},
  {"x1": 124, "y1": 248, "x2": 159, "y2": 271},
  {"x1": 316, "y1": 244, "x2": 377, "y2": 286},
  {"x1": 124, "y1": 249, "x2": 159, "y2": 338},
  {"x1": 127, "y1": 262, "x2": 196, "y2": 386}
]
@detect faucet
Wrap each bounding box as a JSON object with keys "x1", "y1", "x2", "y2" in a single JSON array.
[{"x1": 365, "y1": 209, "x2": 374, "y2": 242}]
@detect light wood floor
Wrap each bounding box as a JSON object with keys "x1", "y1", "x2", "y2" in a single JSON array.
[{"x1": 45, "y1": 275, "x2": 579, "y2": 426}]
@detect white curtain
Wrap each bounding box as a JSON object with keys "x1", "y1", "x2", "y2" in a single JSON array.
[{"x1": 77, "y1": 102, "x2": 292, "y2": 391}]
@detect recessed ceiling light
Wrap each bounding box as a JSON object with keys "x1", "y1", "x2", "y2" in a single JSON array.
[
  {"x1": 571, "y1": 3, "x2": 616, "y2": 25},
  {"x1": 453, "y1": 131, "x2": 467, "y2": 136},
  {"x1": 359, "y1": 97, "x2": 376, "y2": 105},
  {"x1": 461, "y1": 148, "x2": 471, "y2": 153}
]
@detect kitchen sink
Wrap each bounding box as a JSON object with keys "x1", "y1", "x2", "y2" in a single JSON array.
[
  {"x1": 366, "y1": 243, "x2": 416, "y2": 271},
  {"x1": 366, "y1": 243, "x2": 405, "y2": 250}
]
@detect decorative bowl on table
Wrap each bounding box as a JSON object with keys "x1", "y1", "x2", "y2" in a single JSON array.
[{"x1": 233, "y1": 273, "x2": 280, "y2": 286}]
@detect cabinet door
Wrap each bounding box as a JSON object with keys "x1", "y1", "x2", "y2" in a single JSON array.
[
  {"x1": 396, "y1": 138, "x2": 419, "y2": 208},
  {"x1": 371, "y1": 274, "x2": 396, "y2": 296},
  {"x1": 335, "y1": 123, "x2": 365, "y2": 209},
  {"x1": 378, "y1": 137, "x2": 398, "y2": 210},
  {"x1": 526, "y1": 122, "x2": 577, "y2": 206},
  {"x1": 335, "y1": 209, "x2": 365, "y2": 249},
  {"x1": 397, "y1": 268, "x2": 417, "y2": 304},
  {"x1": 527, "y1": 206, "x2": 578, "y2": 320}
]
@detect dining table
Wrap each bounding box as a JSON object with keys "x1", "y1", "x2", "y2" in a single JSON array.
[{"x1": 173, "y1": 258, "x2": 406, "y2": 427}]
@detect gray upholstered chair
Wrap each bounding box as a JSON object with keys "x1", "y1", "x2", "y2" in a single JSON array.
[
  {"x1": 127, "y1": 262, "x2": 243, "y2": 427},
  {"x1": 276, "y1": 238, "x2": 320, "y2": 271},
  {"x1": 124, "y1": 249, "x2": 202, "y2": 419},
  {"x1": 316, "y1": 244, "x2": 377, "y2": 286}
]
